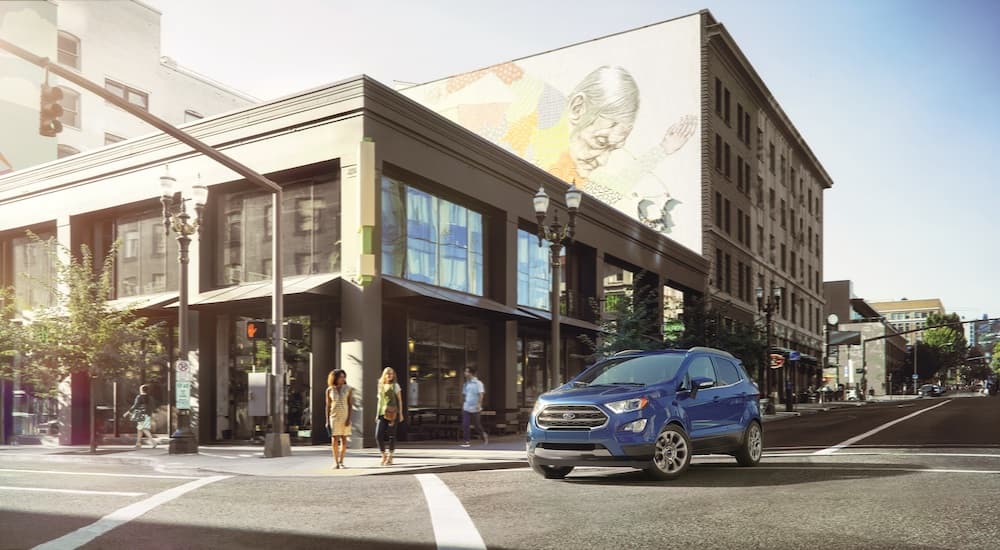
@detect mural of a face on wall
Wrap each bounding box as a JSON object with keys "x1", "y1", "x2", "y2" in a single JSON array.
[{"x1": 407, "y1": 61, "x2": 698, "y2": 238}]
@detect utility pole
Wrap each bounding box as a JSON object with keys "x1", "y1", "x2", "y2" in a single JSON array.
[{"x1": 0, "y1": 37, "x2": 292, "y2": 458}]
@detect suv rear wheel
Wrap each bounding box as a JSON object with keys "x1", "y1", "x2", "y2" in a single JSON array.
[
  {"x1": 645, "y1": 424, "x2": 691, "y2": 481},
  {"x1": 735, "y1": 421, "x2": 763, "y2": 466},
  {"x1": 529, "y1": 458, "x2": 574, "y2": 479}
]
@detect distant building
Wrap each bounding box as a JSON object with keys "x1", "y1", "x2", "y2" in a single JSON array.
[
  {"x1": 0, "y1": 0, "x2": 255, "y2": 173},
  {"x1": 869, "y1": 298, "x2": 946, "y2": 345},
  {"x1": 824, "y1": 281, "x2": 908, "y2": 396}
]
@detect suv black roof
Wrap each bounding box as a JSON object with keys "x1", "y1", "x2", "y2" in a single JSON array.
[{"x1": 611, "y1": 347, "x2": 737, "y2": 360}]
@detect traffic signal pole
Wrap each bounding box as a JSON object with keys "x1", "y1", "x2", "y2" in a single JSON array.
[{"x1": 0, "y1": 37, "x2": 292, "y2": 457}]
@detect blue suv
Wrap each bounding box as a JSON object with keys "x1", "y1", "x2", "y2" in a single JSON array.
[{"x1": 527, "y1": 347, "x2": 762, "y2": 480}]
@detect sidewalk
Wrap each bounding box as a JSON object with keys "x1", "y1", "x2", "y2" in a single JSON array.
[{"x1": 0, "y1": 435, "x2": 529, "y2": 478}]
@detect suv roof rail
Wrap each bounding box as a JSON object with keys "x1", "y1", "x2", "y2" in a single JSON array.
[
  {"x1": 612, "y1": 349, "x2": 645, "y2": 356},
  {"x1": 688, "y1": 346, "x2": 735, "y2": 359}
]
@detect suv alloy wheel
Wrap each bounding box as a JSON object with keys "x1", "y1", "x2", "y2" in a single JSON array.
[
  {"x1": 735, "y1": 420, "x2": 763, "y2": 466},
  {"x1": 645, "y1": 424, "x2": 691, "y2": 481}
]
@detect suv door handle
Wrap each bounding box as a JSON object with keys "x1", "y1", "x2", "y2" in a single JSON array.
[{"x1": 713, "y1": 396, "x2": 720, "y2": 401}]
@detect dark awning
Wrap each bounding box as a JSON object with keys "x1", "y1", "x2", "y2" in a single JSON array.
[
  {"x1": 382, "y1": 276, "x2": 530, "y2": 321},
  {"x1": 173, "y1": 273, "x2": 341, "y2": 312},
  {"x1": 829, "y1": 330, "x2": 862, "y2": 346},
  {"x1": 517, "y1": 306, "x2": 604, "y2": 333},
  {"x1": 107, "y1": 291, "x2": 179, "y2": 312}
]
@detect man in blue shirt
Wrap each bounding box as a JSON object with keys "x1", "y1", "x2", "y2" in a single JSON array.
[{"x1": 461, "y1": 367, "x2": 488, "y2": 447}]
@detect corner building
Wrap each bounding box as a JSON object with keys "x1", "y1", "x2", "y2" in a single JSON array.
[
  {"x1": 0, "y1": 77, "x2": 707, "y2": 446},
  {"x1": 402, "y1": 10, "x2": 834, "y2": 397}
]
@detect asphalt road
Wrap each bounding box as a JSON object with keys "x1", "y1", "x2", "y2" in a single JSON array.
[{"x1": 2, "y1": 395, "x2": 998, "y2": 550}]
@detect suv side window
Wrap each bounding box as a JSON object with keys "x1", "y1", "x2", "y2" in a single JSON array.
[
  {"x1": 685, "y1": 356, "x2": 717, "y2": 388},
  {"x1": 712, "y1": 357, "x2": 742, "y2": 386}
]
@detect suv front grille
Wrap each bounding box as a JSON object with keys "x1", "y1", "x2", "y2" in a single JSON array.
[{"x1": 536, "y1": 405, "x2": 608, "y2": 430}]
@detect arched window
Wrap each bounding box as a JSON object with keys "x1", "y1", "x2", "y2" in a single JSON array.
[
  {"x1": 57, "y1": 144, "x2": 80, "y2": 159},
  {"x1": 57, "y1": 31, "x2": 81, "y2": 69},
  {"x1": 59, "y1": 87, "x2": 80, "y2": 128}
]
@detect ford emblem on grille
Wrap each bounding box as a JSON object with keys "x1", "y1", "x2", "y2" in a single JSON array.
[{"x1": 562, "y1": 412, "x2": 576, "y2": 420}]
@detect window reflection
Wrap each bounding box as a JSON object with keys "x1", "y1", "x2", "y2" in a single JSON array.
[
  {"x1": 115, "y1": 211, "x2": 178, "y2": 297},
  {"x1": 11, "y1": 233, "x2": 56, "y2": 312},
  {"x1": 407, "y1": 319, "x2": 481, "y2": 409},
  {"x1": 516, "y1": 229, "x2": 563, "y2": 310},
  {"x1": 216, "y1": 175, "x2": 340, "y2": 286},
  {"x1": 381, "y1": 176, "x2": 483, "y2": 295}
]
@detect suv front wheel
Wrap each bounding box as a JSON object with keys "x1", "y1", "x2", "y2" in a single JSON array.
[{"x1": 645, "y1": 424, "x2": 691, "y2": 481}]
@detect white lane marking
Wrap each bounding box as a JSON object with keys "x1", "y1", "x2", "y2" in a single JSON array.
[
  {"x1": 813, "y1": 399, "x2": 952, "y2": 455},
  {"x1": 416, "y1": 473, "x2": 486, "y2": 550},
  {"x1": 32, "y1": 475, "x2": 229, "y2": 550},
  {"x1": 0, "y1": 486, "x2": 145, "y2": 497},
  {"x1": 767, "y1": 452, "x2": 1000, "y2": 459},
  {"x1": 197, "y1": 452, "x2": 238, "y2": 460},
  {"x1": 0, "y1": 468, "x2": 198, "y2": 480}
]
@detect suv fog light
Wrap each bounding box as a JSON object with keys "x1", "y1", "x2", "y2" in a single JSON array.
[{"x1": 621, "y1": 419, "x2": 647, "y2": 433}]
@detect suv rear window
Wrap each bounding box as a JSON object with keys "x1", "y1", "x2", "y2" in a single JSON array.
[
  {"x1": 712, "y1": 357, "x2": 742, "y2": 385},
  {"x1": 577, "y1": 354, "x2": 685, "y2": 386}
]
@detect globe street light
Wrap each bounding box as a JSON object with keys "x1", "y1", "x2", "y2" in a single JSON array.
[
  {"x1": 534, "y1": 183, "x2": 582, "y2": 389},
  {"x1": 160, "y1": 168, "x2": 206, "y2": 454},
  {"x1": 756, "y1": 284, "x2": 783, "y2": 412}
]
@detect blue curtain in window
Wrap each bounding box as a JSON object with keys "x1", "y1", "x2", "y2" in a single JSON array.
[{"x1": 406, "y1": 188, "x2": 437, "y2": 284}]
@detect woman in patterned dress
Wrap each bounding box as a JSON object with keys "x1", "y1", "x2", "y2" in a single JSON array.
[{"x1": 325, "y1": 369, "x2": 353, "y2": 469}]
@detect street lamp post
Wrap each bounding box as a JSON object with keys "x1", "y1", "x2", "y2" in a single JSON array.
[
  {"x1": 756, "y1": 284, "x2": 783, "y2": 412},
  {"x1": 161, "y1": 169, "x2": 207, "y2": 455},
  {"x1": 533, "y1": 183, "x2": 582, "y2": 389}
]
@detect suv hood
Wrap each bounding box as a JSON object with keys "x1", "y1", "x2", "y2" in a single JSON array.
[{"x1": 540, "y1": 384, "x2": 656, "y2": 403}]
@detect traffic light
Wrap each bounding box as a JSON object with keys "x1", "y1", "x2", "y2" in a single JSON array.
[
  {"x1": 39, "y1": 84, "x2": 64, "y2": 137},
  {"x1": 246, "y1": 320, "x2": 268, "y2": 340}
]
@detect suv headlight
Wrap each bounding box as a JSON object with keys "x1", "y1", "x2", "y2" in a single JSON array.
[
  {"x1": 605, "y1": 397, "x2": 648, "y2": 414},
  {"x1": 531, "y1": 399, "x2": 546, "y2": 417}
]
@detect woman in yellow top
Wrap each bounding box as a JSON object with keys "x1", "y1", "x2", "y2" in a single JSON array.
[
  {"x1": 376, "y1": 367, "x2": 405, "y2": 466},
  {"x1": 325, "y1": 369, "x2": 353, "y2": 469}
]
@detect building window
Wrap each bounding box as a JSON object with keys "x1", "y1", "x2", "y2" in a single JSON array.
[
  {"x1": 57, "y1": 31, "x2": 81, "y2": 70},
  {"x1": 724, "y1": 142, "x2": 731, "y2": 178},
  {"x1": 59, "y1": 87, "x2": 81, "y2": 128},
  {"x1": 715, "y1": 134, "x2": 722, "y2": 171},
  {"x1": 105, "y1": 79, "x2": 149, "y2": 111},
  {"x1": 114, "y1": 210, "x2": 179, "y2": 297},
  {"x1": 219, "y1": 172, "x2": 340, "y2": 285},
  {"x1": 724, "y1": 88, "x2": 731, "y2": 125},
  {"x1": 715, "y1": 192, "x2": 722, "y2": 227},
  {"x1": 517, "y1": 229, "x2": 564, "y2": 310},
  {"x1": 737, "y1": 209, "x2": 744, "y2": 243},
  {"x1": 184, "y1": 109, "x2": 203, "y2": 123},
  {"x1": 757, "y1": 225, "x2": 764, "y2": 254},
  {"x1": 715, "y1": 248, "x2": 723, "y2": 289},
  {"x1": 724, "y1": 253, "x2": 731, "y2": 294},
  {"x1": 724, "y1": 199, "x2": 731, "y2": 235},
  {"x1": 744, "y1": 112, "x2": 751, "y2": 144},
  {"x1": 715, "y1": 78, "x2": 722, "y2": 114},
  {"x1": 769, "y1": 143, "x2": 776, "y2": 174},
  {"x1": 409, "y1": 319, "x2": 482, "y2": 410},
  {"x1": 736, "y1": 156, "x2": 744, "y2": 191},
  {"x1": 56, "y1": 144, "x2": 80, "y2": 159},
  {"x1": 781, "y1": 243, "x2": 787, "y2": 271},
  {"x1": 737, "y1": 104, "x2": 743, "y2": 138},
  {"x1": 9, "y1": 233, "x2": 57, "y2": 312},
  {"x1": 737, "y1": 261, "x2": 744, "y2": 301},
  {"x1": 745, "y1": 215, "x2": 751, "y2": 247},
  {"x1": 791, "y1": 251, "x2": 797, "y2": 278},
  {"x1": 104, "y1": 133, "x2": 125, "y2": 145},
  {"x1": 382, "y1": 176, "x2": 483, "y2": 295}
]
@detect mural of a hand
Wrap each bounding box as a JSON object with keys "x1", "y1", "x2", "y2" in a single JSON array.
[{"x1": 660, "y1": 114, "x2": 697, "y2": 155}]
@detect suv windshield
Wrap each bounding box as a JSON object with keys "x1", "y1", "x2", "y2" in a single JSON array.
[{"x1": 576, "y1": 354, "x2": 685, "y2": 386}]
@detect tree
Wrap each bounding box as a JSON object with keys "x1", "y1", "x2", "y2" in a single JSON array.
[
  {"x1": 0, "y1": 287, "x2": 27, "y2": 445},
  {"x1": 668, "y1": 294, "x2": 766, "y2": 383},
  {"x1": 19, "y1": 234, "x2": 164, "y2": 452},
  {"x1": 579, "y1": 272, "x2": 665, "y2": 360},
  {"x1": 922, "y1": 312, "x2": 967, "y2": 380}
]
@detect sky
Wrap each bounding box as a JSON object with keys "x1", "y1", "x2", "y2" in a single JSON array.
[{"x1": 146, "y1": 0, "x2": 1000, "y2": 322}]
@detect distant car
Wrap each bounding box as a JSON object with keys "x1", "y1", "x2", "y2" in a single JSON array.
[{"x1": 917, "y1": 384, "x2": 945, "y2": 397}]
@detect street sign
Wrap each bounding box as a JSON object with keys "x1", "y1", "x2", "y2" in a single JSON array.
[
  {"x1": 912, "y1": 373, "x2": 919, "y2": 380},
  {"x1": 789, "y1": 350, "x2": 801, "y2": 361},
  {"x1": 176, "y1": 380, "x2": 191, "y2": 409},
  {"x1": 176, "y1": 360, "x2": 191, "y2": 382},
  {"x1": 770, "y1": 353, "x2": 785, "y2": 368}
]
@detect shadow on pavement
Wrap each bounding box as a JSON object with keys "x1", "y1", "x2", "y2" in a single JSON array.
[
  {"x1": 562, "y1": 461, "x2": 921, "y2": 488},
  {"x1": 374, "y1": 460, "x2": 528, "y2": 476}
]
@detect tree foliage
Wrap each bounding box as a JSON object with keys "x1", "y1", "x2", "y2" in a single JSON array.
[
  {"x1": 579, "y1": 273, "x2": 665, "y2": 360},
  {"x1": 922, "y1": 312, "x2": 967, "y2": 378},
  {"x1": 667, "y1": 294, "x2": 767, "y2": 381},
  {"x1": 17, "y1": 234, "x2": 164, "y2": 450},
  {"x1": 0, "y1": 287, "x2": 26, "y2": 378}
]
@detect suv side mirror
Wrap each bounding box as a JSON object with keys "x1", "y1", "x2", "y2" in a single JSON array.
[{"x1": 690, "y1": 376, "x2": 714, "y2": 398}]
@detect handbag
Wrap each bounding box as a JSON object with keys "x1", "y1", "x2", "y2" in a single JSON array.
[{"x1": 383, "y1": 405, "x2": 398, "y2": 423}]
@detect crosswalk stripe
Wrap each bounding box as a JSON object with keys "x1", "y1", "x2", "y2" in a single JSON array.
[
  {"x1": 417, "y1": 473, "x2": 486, "y2": 550},
  {"x1": 0, "y1": 486, "x2": 145, "y2": 497}
]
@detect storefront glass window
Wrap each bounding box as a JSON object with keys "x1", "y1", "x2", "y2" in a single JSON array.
[
  {"x1": 381, "y1": 176, "x2": 483, "y2": 295},
  {"x1": 517, "y1": 337, "x2": 547, "y2": 407},
  {"x1": 115, "y1": 210, "x2": 178, "y2": 297},
  {"x1": 407, "y1": 319, "x2": 481, "y2": 410},
  {"x1": 516, "y1": 229, "x2": 565, "y2": 310},
  {"x1": 216, "y1": 175, "x2": 340, "y2": 286},
  {"x1": 11, "y1": 232, "x2": 56, "y2": 312}
]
